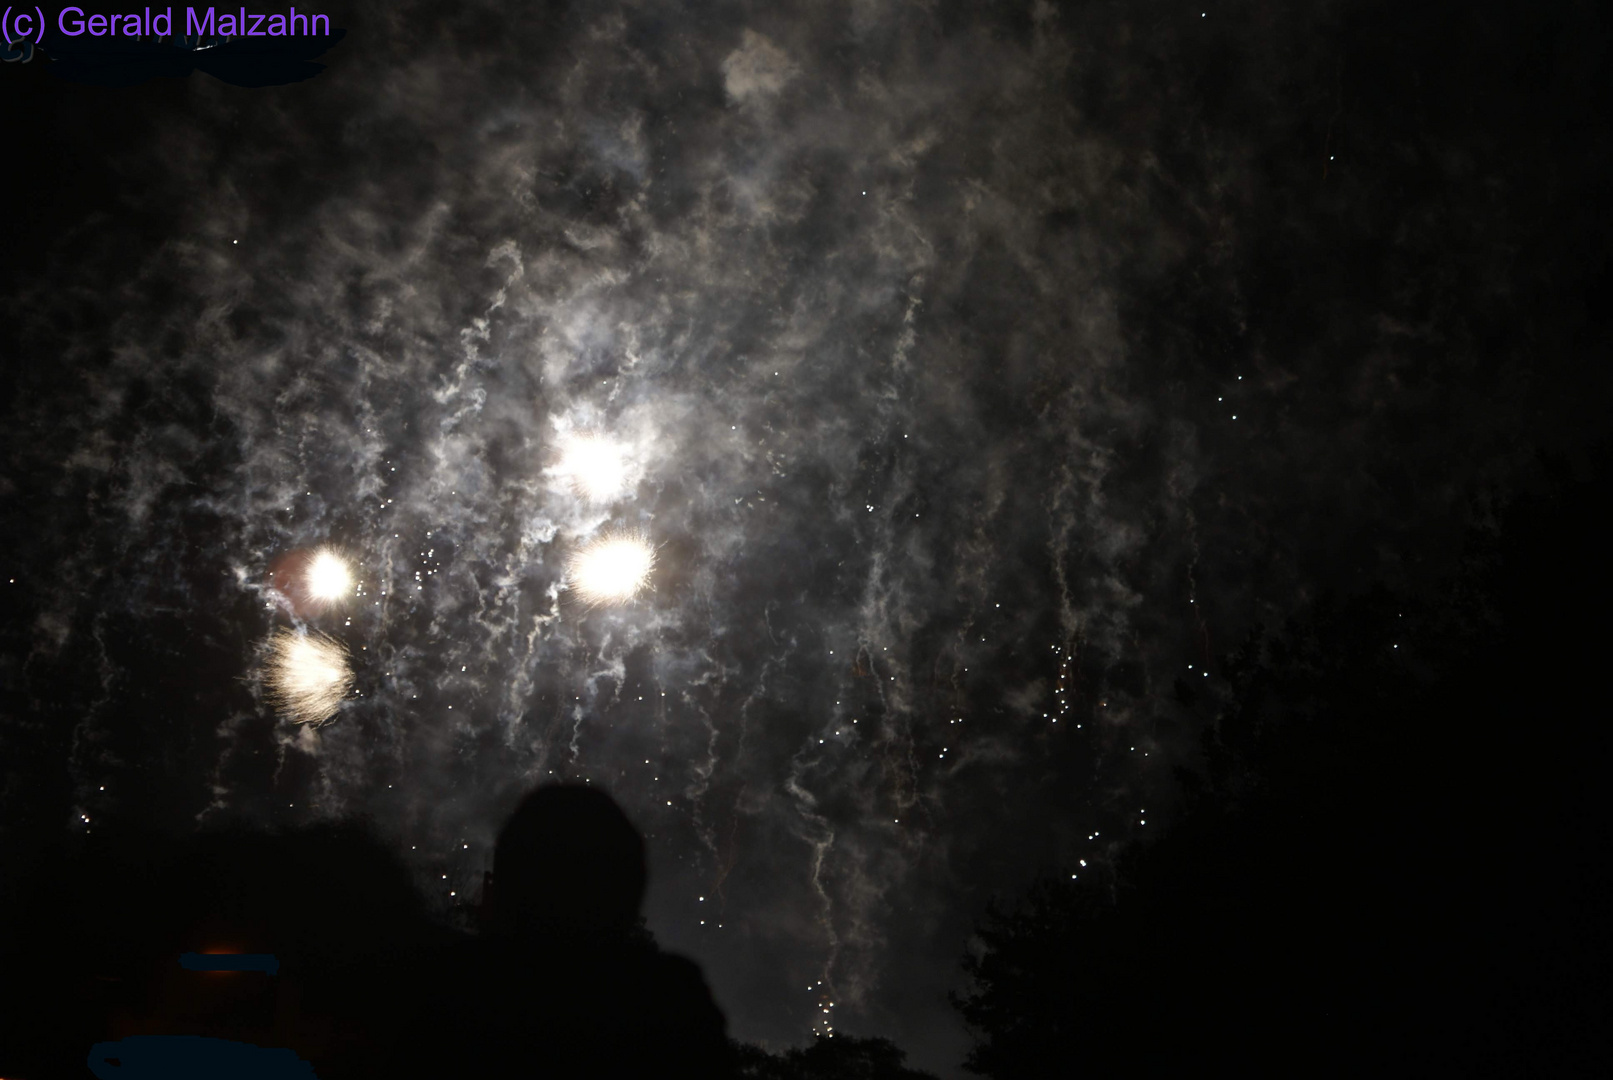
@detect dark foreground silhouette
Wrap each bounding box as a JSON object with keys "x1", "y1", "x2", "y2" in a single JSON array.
[
  {"x1": 952, "y1": 449, "x2": 1613, "y2": 1077},
  {"x1": 0, "y1": 786, "x2": 736, "y2": 1080},
  {"x1": 1, "y1": 817, "x2": 445, "y2": 1079},
  {"x1": 397, "y1": 784, "x2": 735, "y2": 1077},
  {"x1": 735, "y1": 1034, "x2": 939, "y2": 1079}
]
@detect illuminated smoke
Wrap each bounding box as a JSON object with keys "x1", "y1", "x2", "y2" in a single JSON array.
[
  {"x1": 560, "y1": 434, "x2": 631, "y2": 503},
  {"x1": 264, "y1": 628, "x2": 354, "y2": 726},
  {"x1": 305, "y1": 548, "x2": 353, "y2": 604},
  {"x1": 567, "y1": 533, "x2": 655, "y2": 606}
]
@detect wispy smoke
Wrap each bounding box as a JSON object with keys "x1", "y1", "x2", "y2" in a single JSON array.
[{"x1": 3, "y1": 1, "x2": 1579, "y2": 1070}]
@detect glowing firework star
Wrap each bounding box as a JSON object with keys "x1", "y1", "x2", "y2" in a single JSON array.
[
  {"x1": 568, "y1": 533, "x2": 655, "y2": 606},
  {"x1": 264, "y1": 628, "x2": 354, "y2": 726},
  {"x1": 305, "y1": 548, "x2": 353, "y2": 604},
  {"x1": 560, "y1": 434, "x2": 631, "y2": 502}
]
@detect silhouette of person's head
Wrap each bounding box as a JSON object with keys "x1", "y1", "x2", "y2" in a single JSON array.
[{"x1": 489, "y1": 784, "x2": 646, "y2": 943}]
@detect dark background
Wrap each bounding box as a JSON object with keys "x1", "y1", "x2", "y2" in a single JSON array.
[{"x1": 2, "y1": 2, "x2": 1609, "y2": 1074}]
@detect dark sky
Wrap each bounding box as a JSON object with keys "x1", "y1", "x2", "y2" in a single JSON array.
[{"x1": 1, "y1": 2, "x2": 1608, "y2": 1075}]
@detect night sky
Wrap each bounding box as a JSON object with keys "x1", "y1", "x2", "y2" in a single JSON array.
[{"x1": 2, "y1": 2, "x2": 1608, "y2": 1075}]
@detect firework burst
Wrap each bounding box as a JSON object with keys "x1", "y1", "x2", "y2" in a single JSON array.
[
  {"x1": 566, "y1": 532, "x2": 655, "y2": 607},
  {"x1": 559, "y1": 433, "x2": 632, "y2": 503},
  {"x1": 269, "y1": 546, "x2": 355, "y2": 618},
  {"x1": 304, "y1": 548, "x2": 353, "y2": 604},
  {"x1": 264, "y1": 627, "x2": 354, "y2": 726}
]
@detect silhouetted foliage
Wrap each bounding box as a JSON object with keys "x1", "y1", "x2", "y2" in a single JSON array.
[
  {"x1": 954, "y1": 446, "x2": 1613, "y2": 1076},
  {"x1": 735, "y1": 1034, "x2": 939, "y2": 1079}
]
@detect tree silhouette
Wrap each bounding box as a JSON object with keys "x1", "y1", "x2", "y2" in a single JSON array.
[
  {"x1": 735, "y1": 1034, "x2": 939, "y2": 1079},
  {"x1": 953, "y1": 446, "x2": 1613, "y2": 1076}
]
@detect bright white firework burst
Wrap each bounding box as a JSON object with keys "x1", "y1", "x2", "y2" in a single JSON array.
[
  {"x1": 567, "y1": 533, "x2": 655, "y2": 606},
  {"x1": 264, "y1": 627, "x2": 354, "y2": 726},
  {"x1": 305, "y1": 548, "x2": 353, "y2": 604},
  {"x1": 560, "y1": 434, "x2": 631, "y2": 502}
]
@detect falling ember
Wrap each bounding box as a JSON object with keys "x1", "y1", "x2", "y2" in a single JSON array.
[
  {"x1": 264, "y1": 628, "x2": 354, "y2": 726},
  {"x1": 567, "y1": 533, "x2": 655, "y2": 606},
  {"x1": 560, "y1": 434, "x2": 631, "y2": 502}
]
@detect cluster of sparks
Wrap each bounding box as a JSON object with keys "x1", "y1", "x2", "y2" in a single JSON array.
[
  {"x1": 1045, "y1": 642, "x2": 1074, "y2": 724},
  {"x1": 810, "y1": 981, "x2": 835, "y2": 1037}
]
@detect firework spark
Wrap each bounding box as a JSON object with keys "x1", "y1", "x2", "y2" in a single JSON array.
[
  {"x1": 560, "y1": 434, "x2": 631, "y2": 502},
  {"x1": 264, "y1": 628, "x2": 354, "y2": 726},
  {"x1": 567, "y1": 533, "x2": 655, "y2": 606}
]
